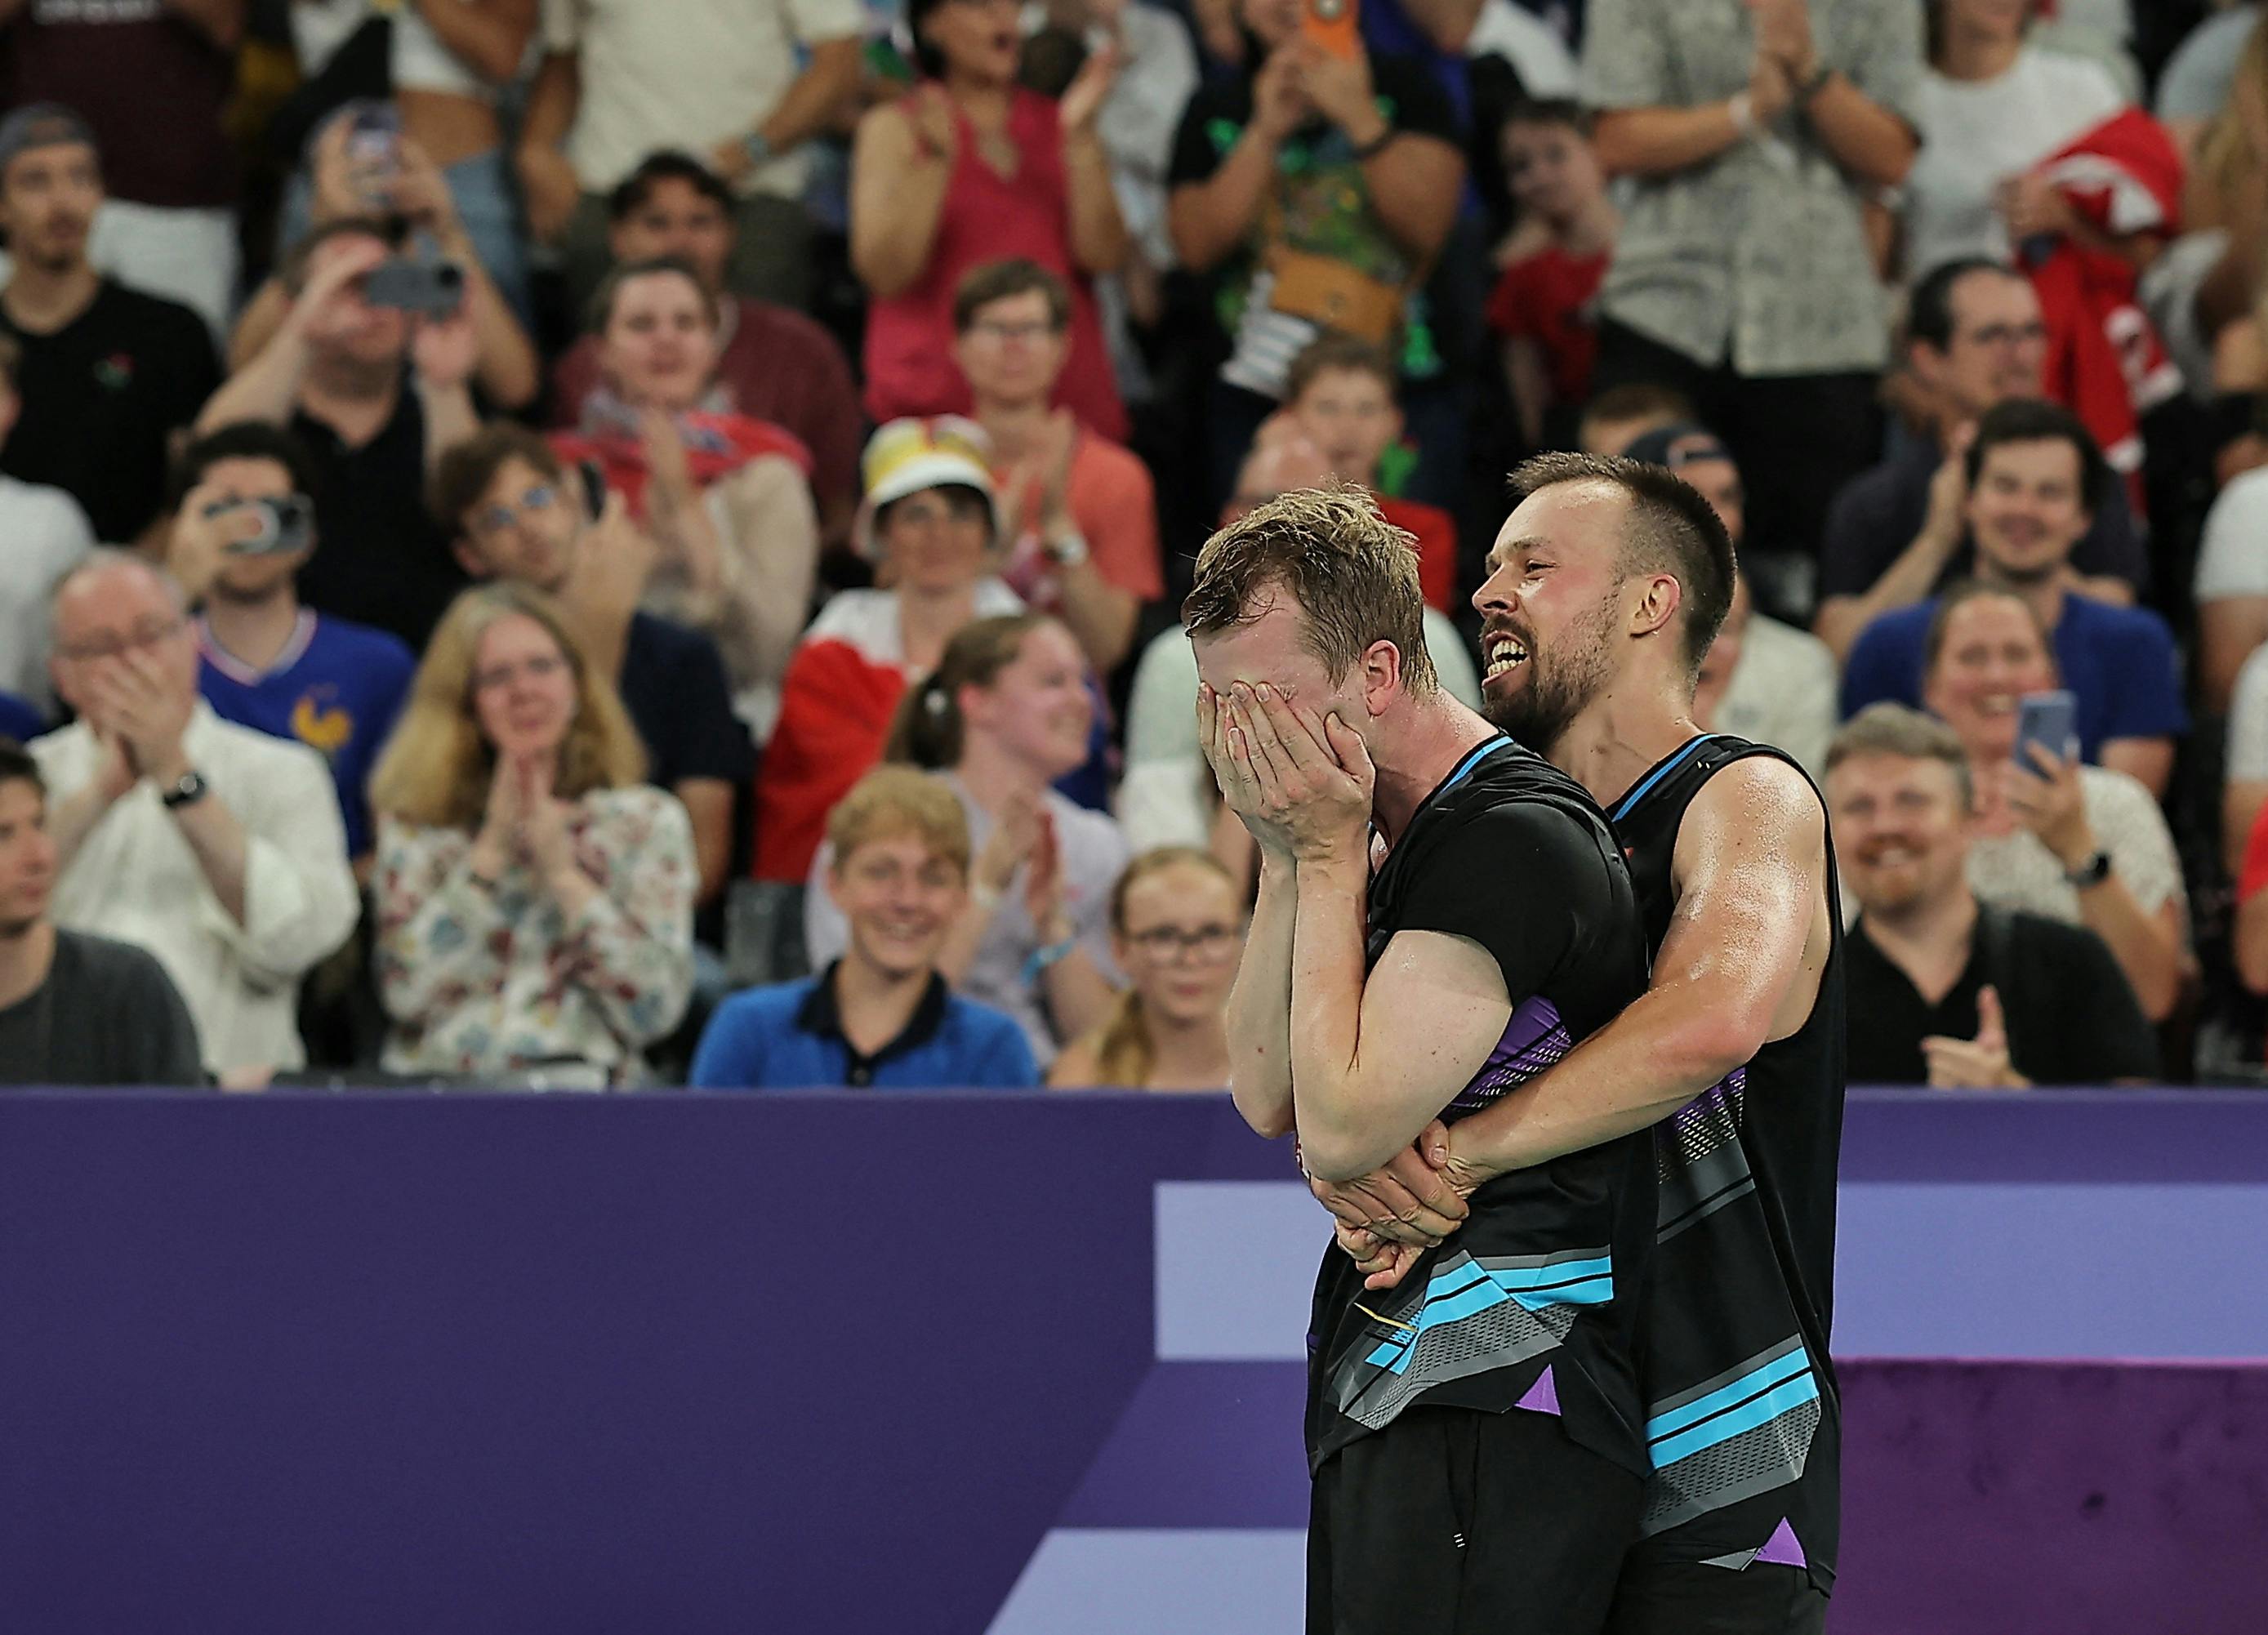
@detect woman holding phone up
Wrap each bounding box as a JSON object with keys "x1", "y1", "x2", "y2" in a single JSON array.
[{"x1": 1919, "y1": 581, "x2": 2189, "y2": 1022}]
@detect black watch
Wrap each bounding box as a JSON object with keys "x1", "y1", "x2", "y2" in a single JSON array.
[
  {"x1": 2064, "y1": 849, "x2": 2112, "y2": 889},
  {"x1": 159, "y1": 768, "x2": 209, "y2": 809}
]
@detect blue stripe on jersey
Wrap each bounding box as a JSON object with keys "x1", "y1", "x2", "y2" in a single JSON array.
[
  {"x1": 1363, "y1": 1256, "x2": 1617, "y2": 1371},
  {"x1": 1646, "y1": 1346, "x2": 1814, "y2": 1443},
  {"x1": 1610, "y1": 734, "x2": 1727, "y2": 824},
  {"x1": 1441, "y1": 736, "x2": 1513, "y2": 795},
  {"x1": 1649, "y1": 1373, "x2": 1823, "y2": 1470}
]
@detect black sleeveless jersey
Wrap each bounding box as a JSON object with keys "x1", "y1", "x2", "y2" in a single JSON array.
[
  {"x1": 1607, "y1": 734, "x2": 1848, "y2": 1589},
  {"x1": 1306, "y1": 737, "x2": 1655, "y2": 1480}
]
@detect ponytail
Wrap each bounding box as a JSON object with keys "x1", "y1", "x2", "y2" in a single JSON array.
[
  {"x1": 883, "y1": 612, "x2": 1054, "y2": 771},
  {"x1": 1092, "y1": 989, "x2": 1156, "y2": 1088}
]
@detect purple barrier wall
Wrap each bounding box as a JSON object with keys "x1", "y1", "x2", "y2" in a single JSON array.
[{"x1": 0, "y1": 1089, "x2": 2262, "y2": 1633}]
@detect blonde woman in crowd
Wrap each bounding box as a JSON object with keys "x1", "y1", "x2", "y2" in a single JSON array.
[
  {"x1": 1049, "y1": 847, "x2": 1240, "y2": 1090},
  {"x1": 368, "y1": 584, "x2": 695, "y2": 1083}
]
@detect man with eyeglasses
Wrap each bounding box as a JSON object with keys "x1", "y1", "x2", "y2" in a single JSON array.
[
  {"x1": 1814, "y1": 257, "x2": 2149, "y2": 662},
  {"x1": 31, "y1": 551, "x2": 359, "y2": 1085},
  {"x1": 951, "y1": 257, "x2": 1162, "y2": 675},
  {"x1": 432, "y1": 423, "x2": 751, "y2": 915},
  {"x1": 165, "y1": 421, "x2": 414, "y2": 875}
]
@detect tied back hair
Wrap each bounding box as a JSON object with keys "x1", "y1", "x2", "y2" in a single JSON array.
[
  {"x1": 883, "y1": 613, "x2": 1054, "y2": 769},
  {"x1": 1089, "y1": 848, "x2": 1236, "y2": 1089}
]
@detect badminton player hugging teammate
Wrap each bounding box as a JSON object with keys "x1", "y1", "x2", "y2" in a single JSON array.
[{"x1": 1187, "y1": 484, "x2": 1653, "y2": 1634}]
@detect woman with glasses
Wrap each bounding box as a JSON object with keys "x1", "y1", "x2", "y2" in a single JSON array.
[
  {"x1": 804, "y1": 613, "x2": 1128, "y2": 1067},
  {"x1": 368, "y1": 584, "x2": 696, "y2": 1083},
  {"x1": 1049, "y1": 847, "x2": 1241, "y2": 1089}
]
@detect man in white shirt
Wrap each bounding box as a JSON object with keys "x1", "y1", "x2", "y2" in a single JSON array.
[
  {"x1": 516, "y1": 0, "x2": 866, "y2": 314},
  {"x1": 0, "y1": 331, "x2": 94, "y2": 711},
  {"x1": 33, "y1": 551, "x2": 359, "y2": 1084}
]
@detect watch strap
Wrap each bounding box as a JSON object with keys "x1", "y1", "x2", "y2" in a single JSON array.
[
  {"x1": 2065, "y1": 849, "x2": 2113, "y2": 889},
  {"x1": 161, "y1": 768, "x2": 209, "y2": 809}
]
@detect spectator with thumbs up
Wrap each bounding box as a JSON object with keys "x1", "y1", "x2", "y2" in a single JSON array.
[{"x1": 1826, "y1": 703, "x2": 2158, "y2": 1087}]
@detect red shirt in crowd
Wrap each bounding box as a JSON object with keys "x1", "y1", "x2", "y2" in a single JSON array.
[
  {"x1": 1486, "y1": 245, "x2": 1610, "y2": 408},
  {"x1": 862, "y1": 88, "x2": 1126, "y2": 444}
]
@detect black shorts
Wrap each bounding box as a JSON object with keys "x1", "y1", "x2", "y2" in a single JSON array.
[
  {"x1": 1604, "y1": 1553, "x2": 1829, "y2": 1635},
  {"x1": 1307, "y1": 1406, "x2": 1644, "y2": 1635}
]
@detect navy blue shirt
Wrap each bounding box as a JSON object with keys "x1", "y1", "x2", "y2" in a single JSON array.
[
  {"x1": 0, "y1": 690, "x2": 46, "y2": 743},
  {"x1": 691, "y1": 965, "x2": 1039, "y2": 1089},
  {"x1": 1840, "y1": 592, "x2": 2188, "y2": 761}
]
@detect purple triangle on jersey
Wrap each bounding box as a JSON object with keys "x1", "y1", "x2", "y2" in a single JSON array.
[
  {"x1": 1755, "y1": 1517, "x2": 1807, "y2": 1568},
  {"x1": 1513, "y1": 1364, "x2": 1561, "y2": 1417}
]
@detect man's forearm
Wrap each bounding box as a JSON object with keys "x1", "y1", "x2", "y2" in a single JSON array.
[
  {"x1": 45, "y1": 782, "x2": 119, "y2": 875},
  {"x1": 519, "y1": 51, "x2": 580, "y2": 154},
  {"x1": 419, "y1": 381, "x2": 481, "y2": 477},
  {"x1": 1815, "y1": 524, "x2": 1958, "y2": 660},
  {"x1": 1803, "y1": 75, "x2": 1916, "y2": 188},
  {"x1": 1593, "y1": 104, "x2": 1750, "y2": 178},
  {"x1": 171, "y1": 791, "x2": 252, "y2": 927},
  {"x1": 1225, "y1": 853, "x2": 1299, "y2": 1137},
  {"x1": 759, "y1": 38, "x2": 864, "y2": 153},
  {"x1": 196, "y1": 332, "x2": 310, "y2": 433},
  {"x1": 1054, "y1": 560, "x2": 1138, "y2": 674},
  {"x1": 1286, "y1": 853, "x2": 1379, "y2": 1174}
]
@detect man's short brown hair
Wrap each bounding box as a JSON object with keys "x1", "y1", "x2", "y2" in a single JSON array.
[
  {"x1": 1183, "y1": 482, "x2": 1437, "y2": 696},
  {"x1": 827, "y1": 765, "x2": 973, "y2": 878},
  {"x1": 1826, "y1": 702, "x2": 1974, "y2": 812},
  {"x1": 1284, "y1": 334, "x2": 1397, "y2": 408},
  {"x1": 430, "y1": 422, "x2": 564, "y2": 533},
  {"x1": 952, "y1": 258, "x2": 1072, "y2": 333},
  {"x1": 278, "y1": 216, "x2": 404, "y2": 295}
]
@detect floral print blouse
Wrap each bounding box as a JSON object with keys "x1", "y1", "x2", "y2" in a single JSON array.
[{"x1": 374, "y1": 786, "x2": 697, "y2": 1084}]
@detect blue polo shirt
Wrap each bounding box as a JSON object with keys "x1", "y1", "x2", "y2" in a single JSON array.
[
  {"x1": 1841, "y1": 592, "x2": 2188, "y2": 762},
  {"x1": 690, "y1": 965, "x2": 1040, "y2": 1090},
  {"x1": 197, "y1": 611, "x2": 416, "y2": 858}
]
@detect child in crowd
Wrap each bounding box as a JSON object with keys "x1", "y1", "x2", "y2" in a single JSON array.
[
  {"x1": 693, "y1": 766, "x2": 1037, "y2": 1090},
  {"x1": 1486, "y1": 100, "x2": 1619, "y2": 451},
  {"x1": 1049, "y1": 848, "x2": 1241, "y2": 1091},
  {"x1": 1263, "y1": 336, "x2": 1459, "y2": 613}
]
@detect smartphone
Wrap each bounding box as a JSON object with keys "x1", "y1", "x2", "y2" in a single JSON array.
[
  {"x1": 363, "y1": 257, "x2": 466, "y2": 317},
  {"x1": 1301, "y1": 0, "x2": 1361, "y2": 61},
  {"x1": 2012, "y1": 690, "x2": 2078, "y2": 770},
  {"x1": 207, "y1": 495, "x2": 314, "y2": 556},
  {"x1": 577, "y1": 457, "x2": 608, "y2": 522},
  {"x1": 342, "y1": 100, "x2": 400, "y2": 168}
]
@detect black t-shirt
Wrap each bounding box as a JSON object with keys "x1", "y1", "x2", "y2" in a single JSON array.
[
  {"x1": 0, "y1": 279, "x2": 218, "y2": 543},
  {"x1": 1609, "y1": 735, "x2": 1848, "y2": 1589},
  {"x1": 291, "y1": 387, "x2": 470, "y2": 651},
  {"x1": 1307, "y1": 736, "x2": 1654, "y2": 1477},
  {"x1": 618, "y1": 610, "x2": 755, "y2": 790},
  {"x1": 1818, "y1": 434, "x2": 2150, "y2": 601},
  {"x1": 1845, "y1": 906, "x2": 2158, "y2": 1086},
  {"x1": 0, "y1": 929, "x2": 203, "y2": 1087}
]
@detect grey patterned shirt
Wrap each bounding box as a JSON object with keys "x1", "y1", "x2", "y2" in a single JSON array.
[{"x1": 1580, "y1": 0, "x2": 1924, "y2": 376}]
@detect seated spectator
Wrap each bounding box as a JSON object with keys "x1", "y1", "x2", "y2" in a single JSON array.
[
  {"x1": 1575, "y1": 381, "x2": 1695, "y2": 457},
  {"x1": 1827, "y1": 703, "x2": 2157, "y2": 1086},
  {"x1": 2194, "y1": 461, "x2": 2268, "y2": 713},
  {"x1": 1268, "y1": 336, "x2": 1458, "y2": 613},
  {"x1": 0, "y1": 105, "x2": 220, "y2": 548},
  {"x1": 1581, "y1": 0, "x2": 1920, "y2": 566},
  {"x1": 754, "y1": 419, "x2": 1021, "y2": 885},
  {"x1": 852, "y1": 0, "x2": 1129, "y2": 439},
  {"x1": 808, "y1": 614, "x2": 1127, "y2": 1066},
  {"x1": 553, "y1": 256, "x2": 819, "y2": 738},
  {"x1": 0, "y1": 332, "x2": 94, "y2": 710},
  {"x1": 693, "y1": 766, "x2": 1038, "y2": 1089},
  {"x1": 1166, "y1": 0, "x2": 1463, "y2": 501},
  {"x1": 33, "y1": 552, "x2": 360, "y2": 1084},
  {"x1": 1049, "y1": 846, "x2": 1239, "y2": 1089},
  {"x1": 550, "y1": 152, "x2": 863, "y2": 548},
  {"x1": 1117, "y1": 435, "x2": 1480, "y2": 863},
  {"x1": 516, "y1": 0, "x2": 864, "y2": 314},
  {"x1": 1841, "y1": 402, "x2": 2185, "y2": 798},
  {"x1": 368, "y1": 584, "x2": 697, "y2": 1083},
  {"x1": 1816, "y1": 261, "x2": 2148, "y2": 659},
  {"x1": 1903, "y1": 0, "x2": 2129, "y2": 282},
  {"x1": 434, "y1": 423, "x2": 751, "y2": 911},
  {"x1": 1486, "y1": 98, "x2": 1616, "y2": 451},
  {"x1": 196, "y1": 218, "x2": 481, "y2": 649},
  {"x1": 167, "y1": 423, "x2": 416, "y2": 872},
  {"x1": 1624, "y1": 421, "x2": 1837, "y2": 773},
  {"x1": 0, "y1": 736, "x2": 203, "y2": 1086},
  {"x1": 1916, "y1": 583, "x2": 2187, "y2": 1022},
  {"x1": 954, "y1": 259, "x2": 1162, "y2": 675},
  {"x1": 234, "y1": 104, "x2": 541, "y2": 414},
  {"x1": 0, "y1": 10, "x2": 240, "y2": 337}
]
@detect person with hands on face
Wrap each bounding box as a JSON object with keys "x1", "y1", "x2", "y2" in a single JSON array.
[
  {"x1": 852, "y1": 0, "x2": 1131, "y2": 439},
  {"x1": 1187, "y1": 483, "x2": 1654, "y2": 1635},
  {"x1": 232, "y1": 102, "x2": 540, "y2": 413},
  {"x1": 1826, "y1": 702, "x2": 2155, "y2": 1089},
  {"x1": 804, "y1": 613, "x2": 1128, "y2": 1067},
  {"x1": 33, "y1": 551, "x2": 360, "y2": 1085},
  {"x1": 368, "y1": 583, "x2": 697, "y2": 1084}
]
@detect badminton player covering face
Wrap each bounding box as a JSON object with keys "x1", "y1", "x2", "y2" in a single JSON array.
[{"x1": 1188, "y1": 484, "x2": 1655, "y2": 1635}]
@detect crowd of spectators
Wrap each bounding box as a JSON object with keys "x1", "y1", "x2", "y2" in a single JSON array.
[{"x1": 3, "y1": 0, "x2": 2268, "y2": 1091}]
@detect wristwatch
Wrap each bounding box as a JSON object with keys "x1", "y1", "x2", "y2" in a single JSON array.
[
  {"x1": 160, "y1": 768, "x2": 209, "y2": 809},
  {"x1": 740, "y1": 129, "x2": 775, "y2": 170},
  {"x1": 1042, "y1": 529, "x2": 1091, "y2": 568},
  {"x1": 2065, "y1": 849, "x2": 2113, "y2": 889}
]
